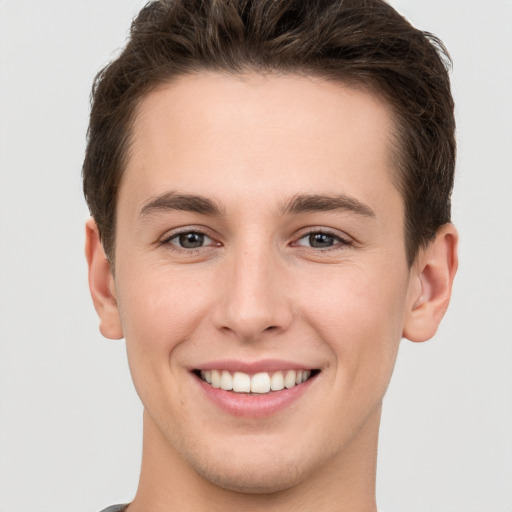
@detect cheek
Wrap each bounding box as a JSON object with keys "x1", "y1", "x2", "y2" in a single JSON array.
[
  {"x1": 118, "y1": 264, "x2": 211, "y2": 342},
  {"x1": 285, "y1": 263, "x2": 409, "y2": 449},
  {"x1": 115, "y1": 267, "x2": 213, "y2": 394},
  {"x1": 298, "y1": 262, "x2": 408, "y2": 378}
]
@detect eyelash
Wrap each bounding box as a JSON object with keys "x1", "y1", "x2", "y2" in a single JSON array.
[
  {"x1": 293, "y1": 229, "x2": 352, "y2": 251},
  {"x1": 160, "y1": 228, "x2": 352, "y2": 253},
  {"x1": 161, "y1": 228, "x2": 218, "y2": 253}
]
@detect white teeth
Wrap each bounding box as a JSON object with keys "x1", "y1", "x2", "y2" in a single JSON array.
[
  {"x1": 251, "y1": 372, "x2": 271, "y2": 393},
  {"x1": 201, "y1": 370, "x2": 212, "y2": 384},
  {"x1": 270, "y1": 371, "x2": 285, "y2": 391},
  {"x1": 284, "y1": 370, "x2": 296, "y2": 389},
  {"x1": 199, "y1": 369, "x2": 314, "y2": 394},
  {"x1": 232, "y1": 372, "x2": 251, "y2": 392},
  {"x1": 211, "y1": 370, "x2": 221, "y2": 388},
  {"x1": 220, "y1": 370, "x2": 233, "y2": 390}
]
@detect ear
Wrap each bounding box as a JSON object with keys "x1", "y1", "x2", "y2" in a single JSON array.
[
  {"x1": 85, "y1": 218, "x2": 124, "y2": 340},
  {"x1": 403, "y1": 224, "x2": 458, "y2": 342}
]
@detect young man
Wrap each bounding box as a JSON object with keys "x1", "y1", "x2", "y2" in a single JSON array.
[{"x1": 83, "y1": 1, "x2": 458, "y2": 510}]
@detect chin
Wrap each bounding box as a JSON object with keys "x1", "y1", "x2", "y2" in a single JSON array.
[
  {"x1": 176, "y1": 437, "x2": 315, "y2": 495},
  {"x1": 194, "y1": 457, "x2": 307, "y2": 495}
]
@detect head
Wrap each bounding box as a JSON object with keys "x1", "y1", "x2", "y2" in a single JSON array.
[
  {"x1": 83, "y1": 0, "x2": 455, "y2": 268},
  {"x1": 83, "y1": 0, "x2": 458, "y2": 504}
]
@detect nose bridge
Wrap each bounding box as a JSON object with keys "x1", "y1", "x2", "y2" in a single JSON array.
[{"x1": 214, "y1": 238, "x2": 292, "y2": 340}]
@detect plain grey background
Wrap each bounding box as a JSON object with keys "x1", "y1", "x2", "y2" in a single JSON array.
[{"x1": 0, "y1": 1, "x2": 511, "y2": 511}]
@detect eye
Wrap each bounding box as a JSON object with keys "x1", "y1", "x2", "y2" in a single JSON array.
[
  {"x1": 166, "y1": 231, "x2": 216, "y2": 249},
  {"x1": 294, "y1": 231, "x2": 350, "y2": 249}
]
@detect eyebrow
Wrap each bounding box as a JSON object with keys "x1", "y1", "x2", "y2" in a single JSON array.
[
  {"x1": 139, "y1": 192, "x2": 224, "y2": 218},
  {"x1": 281, "y1": 194, "x2": 376, "y2": 218},
  {"x1": 139, "y1": 191, "x2": 375, "y2": 219}
]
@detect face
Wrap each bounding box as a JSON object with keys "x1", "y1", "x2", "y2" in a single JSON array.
[{"x1": 107, "y1": 73, "x2": 418, "y2": 493}]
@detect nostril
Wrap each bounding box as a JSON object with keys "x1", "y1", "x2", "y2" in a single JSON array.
[{"x1": 264, "y1": 325, "x2": 277, "y2": 331}]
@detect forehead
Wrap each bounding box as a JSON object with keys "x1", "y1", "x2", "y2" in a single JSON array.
[{"x1": 122, "y1": 72, "x2": 400, "y2": 214}]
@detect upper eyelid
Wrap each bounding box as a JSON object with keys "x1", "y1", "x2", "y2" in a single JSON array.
[
  {"x1": 298, "y1": 231, "x2": 345, "y2": 241},
  {"x1": 294, "y1": 226, "x2": 352, "y2": 241},
  {"x1": 160, "y1": 225, "x2": 215, "y2": 242},
  {"x1": 169, "y1": 231, "x2": 213, "y2": 242}
]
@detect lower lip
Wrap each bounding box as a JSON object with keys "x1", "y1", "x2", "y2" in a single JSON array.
[{"x1": 195, "y1": 373, "x2": 317, "y2": 418}]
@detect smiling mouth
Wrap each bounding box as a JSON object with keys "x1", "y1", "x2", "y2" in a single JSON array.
[{"x1": 195, "y1": 369, "x2": 319, "y2": 394}]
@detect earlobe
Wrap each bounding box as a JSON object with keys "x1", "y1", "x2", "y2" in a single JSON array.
[
  {"x1": 85, "y1": 218, "x2": 124, "y2": 340},
  {"x1": 403, "y1": 224, "x2": 458, "y2": 342}
]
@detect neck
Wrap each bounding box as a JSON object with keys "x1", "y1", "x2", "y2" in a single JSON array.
[{"x1": 127, "y1": 406, "x2": 381, "y2": 512}]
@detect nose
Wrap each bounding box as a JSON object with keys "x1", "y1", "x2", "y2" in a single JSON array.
[{"x1": 212, "y1": 244, "x2": 293, "y2": 342}]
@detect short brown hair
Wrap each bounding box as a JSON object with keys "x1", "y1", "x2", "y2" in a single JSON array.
[{"x1": 83, "y1": 0, "x2": 455, "y2": 266}]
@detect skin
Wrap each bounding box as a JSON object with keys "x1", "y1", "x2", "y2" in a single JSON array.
[{"x1": 86, "y1": 72, "x2": 458, "y2": 512}]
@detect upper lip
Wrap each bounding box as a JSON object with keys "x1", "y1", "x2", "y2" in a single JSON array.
[{"x1": 191, "y1": 359, "x2": 318, "y2": 374}]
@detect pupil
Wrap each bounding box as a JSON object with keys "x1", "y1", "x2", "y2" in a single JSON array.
[
  {"x1": 180, "y1": 232, "x2": 204, "y2": 248},
  {"x1": 309, "y1": 233, "x2": 334, "y2": 248}
]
